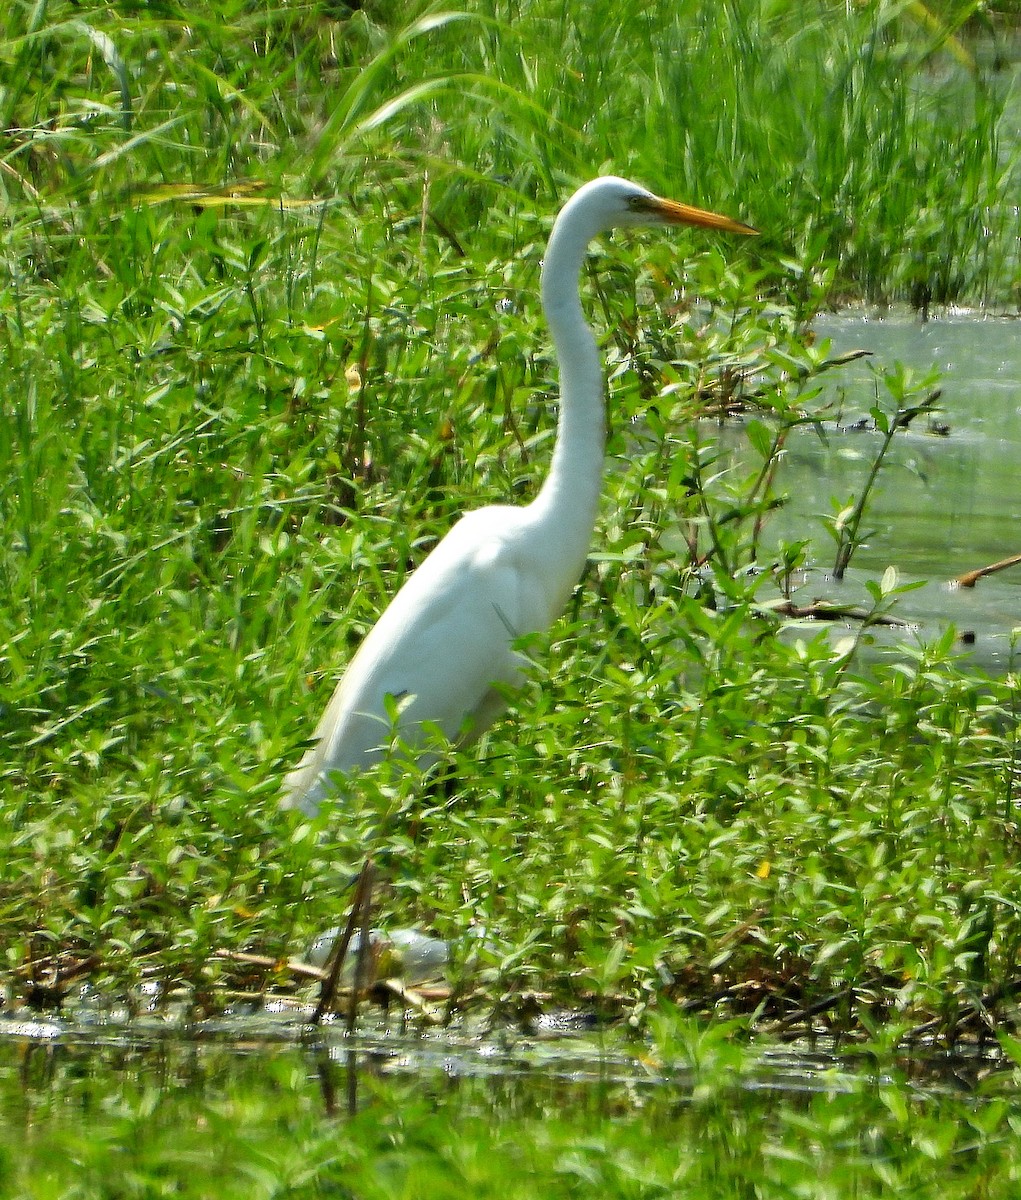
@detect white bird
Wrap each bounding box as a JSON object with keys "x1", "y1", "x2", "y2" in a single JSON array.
[{"x1": 281, "y1": 176, "x2": 756, "y2": 816}]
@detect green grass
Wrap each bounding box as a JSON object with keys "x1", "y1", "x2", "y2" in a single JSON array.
[
  {"x1": 2, "y1": 0, "x2": 1021, "y2": 1040},
  {"x1": 4, "y1": 0, "x2": 1018, "y2": 302}
]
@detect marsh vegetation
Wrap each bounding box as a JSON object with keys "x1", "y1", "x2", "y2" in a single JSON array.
[{"x1": 3, "y1": 0, "x2": 1021, "y2": 1193}]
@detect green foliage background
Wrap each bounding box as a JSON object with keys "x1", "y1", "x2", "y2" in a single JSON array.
[{"x1": 1, "y1": 0, "x2": 1020, "y2": 1035}]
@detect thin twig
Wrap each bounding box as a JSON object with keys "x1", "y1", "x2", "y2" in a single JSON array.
[
  {"x1": 955, "y1": 553, "x2": 1021, "y2": 589},
  {"x1": 213, "y1": 948, "x2": 328, "y2": 983},
  {"x1": 347, "y1": 860, "x2": 377, "y2": 1036},
  {"x1": 312, "y1": 857, "x2": 376, "y2": 1025},
  {"x1": 772, "y1": 988, "x2": 854, "y2": 1033},
  {"x1": 833, "y1": 388, "x2": 942, "y2": 580},
  {"x1": 378, "y1": 978, "x2": 445, "y2": 1024}
]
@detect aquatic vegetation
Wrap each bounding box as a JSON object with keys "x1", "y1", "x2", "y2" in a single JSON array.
[{"x1": 2, "y1": 0, "x2": 1021, "y2": 1047}]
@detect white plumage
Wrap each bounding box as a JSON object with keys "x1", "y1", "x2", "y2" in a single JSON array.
[{"x1": 281, "y1": 177, "x2": 755, "y2": 815}]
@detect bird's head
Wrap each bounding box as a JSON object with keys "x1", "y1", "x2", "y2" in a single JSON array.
[{"x1": 565, "y1": 175, "x2": 757, "y2": 239}]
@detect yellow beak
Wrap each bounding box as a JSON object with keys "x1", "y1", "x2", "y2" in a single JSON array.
[{"x1": 636, "y1": 194, "x2": 758, "y2": 237}]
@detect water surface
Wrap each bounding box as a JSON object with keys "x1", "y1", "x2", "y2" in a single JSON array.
[
  {"x1": 0, "y1": 1013, "x2": 1016, "y2": 1198},
  {"x1": 766, "y1": 310, "x2": 1021, "y2": 668}
]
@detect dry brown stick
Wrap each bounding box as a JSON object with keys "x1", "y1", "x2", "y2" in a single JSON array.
[
  {"x1": 312, "y1": 857, "x2": 375, "y2": 1025},
  {"x1": 378, "y1": 978, "x2": 445, "y2": 1024},
  {"x1": 213, "y1": 948, "x2": 328, "y2": 983},
  {"x1": 346, "y1": 861, "x2": 377, "y2": 1037},
  {"x1": 955, "y1": 553, "x2": 1021, "y2": 589},
  {"x1": 772, "y1": 988, "x2": 854, "y2": 1033}
]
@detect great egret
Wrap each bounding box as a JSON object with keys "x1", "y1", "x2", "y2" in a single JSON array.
[{"x1": 281, "y1": 176, "x2": 756, "y2": 816}]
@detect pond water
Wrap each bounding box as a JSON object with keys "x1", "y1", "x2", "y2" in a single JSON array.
[
  {"x1": 0, "y1": 1012, "x2": 1017, "y2": 1197},
  {"x1": 0, "y1": 1011, "x2": 861, "y2": 1101},
  {"x1": 761, "y1": 310, "x2": 1021, "y2": 670}
]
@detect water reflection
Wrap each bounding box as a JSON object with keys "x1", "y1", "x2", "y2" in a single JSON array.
[
  {"x1": 2, "y1": 1018, "x2": 1015, "y2": 1197},
  {"x1": 0, "y1": 1015, "x2": 1003, "y2": 1119}
]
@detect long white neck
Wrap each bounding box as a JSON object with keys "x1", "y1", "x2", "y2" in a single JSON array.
[{"x1": 528, "y1": 200, "x2": 607, "y2": 591}]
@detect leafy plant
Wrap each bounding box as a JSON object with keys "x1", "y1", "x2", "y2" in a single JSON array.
[{"x1": 1, "y1": 0, "x2": 1020, "y2": 1045}]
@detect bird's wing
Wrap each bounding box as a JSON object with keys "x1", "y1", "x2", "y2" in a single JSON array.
[
  {"x1": 283, "y1": 506, "x2": 535, "y2": 808},
  {"x1": 338, "y1": 506, "x2": 531, "y2": 731}
]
